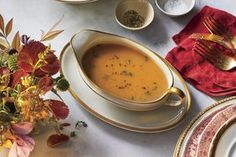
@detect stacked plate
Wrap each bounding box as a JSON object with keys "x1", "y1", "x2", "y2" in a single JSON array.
[{"x1": 174, "y1": 97, "x2": 236, "y2": 157}]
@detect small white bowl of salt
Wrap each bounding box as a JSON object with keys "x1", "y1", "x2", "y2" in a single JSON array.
[{"x1": 155, "y1": 0, "x2": 195, "y2": 17}]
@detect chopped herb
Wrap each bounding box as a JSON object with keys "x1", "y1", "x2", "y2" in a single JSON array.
[
  {"x1": 114, "y1": 55, "x2": 119, "y2": 59},
  {"x1": 122, "y1": 10, "x2": 145, "y2": 28},
  {"x1": 145, "y1": 91, "x2": 151, "y2": 95},
  {"x1": 152, "y1": 86, "x2": 158, "y2": 90},
  {"x1": 118, "y1": 86, "x2": 125, "y2": 89},
  {"x1": 144, "y1": 56, "x2": 149, "y2": 61},
  {"x1": 126, "y1": 59, "x2": 131, "y2": 65},
  {"x1": 120, "y1": 70, "x2": 133, "y2": 77}
]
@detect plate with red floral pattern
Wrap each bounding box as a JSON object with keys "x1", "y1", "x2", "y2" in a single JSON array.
[{"x1": 174, "y1": 97, "x2": 236, "y2": 157}]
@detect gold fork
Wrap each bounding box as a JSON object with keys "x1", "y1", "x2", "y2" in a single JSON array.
[
  {"x1": 193, "y1": 40, "x2": 236, "y2": 71},
  {"x1": 203, "y1": 16, "x2": 235, "y2": 49}
]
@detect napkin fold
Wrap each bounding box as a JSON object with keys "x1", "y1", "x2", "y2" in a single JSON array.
[{"x1": 165, "y1": 6, "x2": 236, "y2": 97}]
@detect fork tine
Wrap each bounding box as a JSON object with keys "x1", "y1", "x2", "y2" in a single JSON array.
[
  {"x1": 193, "y1": 45, "x2": 228, "y2": 70},
  {"x1": 205, "y1": 17, "x2": 225, "y2": 36},
  {"x1": 209, "y1": 17, "x2": 231, "y2": 36},
  {"x1": 203, "y1": 21, "x2": 214, "y2": 34},
  {"x1": 207, "y1": 17, "x2": 232, "y2": 39},
  {"x1": 194, "y1": 42, "x2": 218, "y2": 63},
  {"x1": 198, "y1": 40, "x2": 226, "y2": 62},
  {"x1": 195, "y1": 40, "x2": 234, "y2": 70}
]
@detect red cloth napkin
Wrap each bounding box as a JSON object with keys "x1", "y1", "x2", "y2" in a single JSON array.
[{"x1": 165, "y1": 6, "x2": 236, "y2": 97}]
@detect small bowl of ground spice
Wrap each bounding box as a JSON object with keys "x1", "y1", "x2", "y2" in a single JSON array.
[{"x1": 115, "y1": 0, "x2": 154, "y2": 30}]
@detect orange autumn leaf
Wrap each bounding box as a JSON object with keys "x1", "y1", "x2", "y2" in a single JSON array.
[
  {"x1": 12, "y1": 31, "x2": 21, "y2": 51},
  {"x1": 5, "y1": 18, "x2": 13, "y2": 36},
  {"x1": 0, "y1": 14, "x2": 4, "y2": 32}
]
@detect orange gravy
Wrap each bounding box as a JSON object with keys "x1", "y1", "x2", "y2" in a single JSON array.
[{"x1": 82, "y1": 44, "x2": 168, "y2": 102}]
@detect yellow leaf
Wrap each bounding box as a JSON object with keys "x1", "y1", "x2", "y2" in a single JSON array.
[
  {"x1": 41, "y1": 30, "x2": 63, "y2": 41},
  {"x1": 11, "y1": 31, "x2": 21, "y2": 51},
  {"x1": 2, "y1": 140, "x2": 13, "y2": 148},
  {"x1": 5, "y1": 18, "x2": 13, "y2": 37},
  {"x1": 0, "y1": 38, "x2": 9, "y2": 50},
  {"x1": 0, "y1": 14, "x2": 4, "y2": 32}
]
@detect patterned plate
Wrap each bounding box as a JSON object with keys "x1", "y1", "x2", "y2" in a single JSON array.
[{"x1": 174, "y1": 97, "x2": 236, "y2": 157}]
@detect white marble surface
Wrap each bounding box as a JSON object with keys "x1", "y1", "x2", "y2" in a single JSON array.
[{"x1": 0, "y1": 0, "x2": 235, "y2": 157}]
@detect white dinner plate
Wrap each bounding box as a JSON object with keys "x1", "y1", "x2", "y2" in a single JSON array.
[
  {"x1": 60, "y1": 43, "x2": 191, "y2": 133},
  {"x1": 55, "y1": 0, "x2": 98, "y2": 4},
  {"x1": 214, "y1": 122, "x2": 236, "y2": 157},
  {"x1": 174, "y1": 96, "x2": 236, "y2": 157}
]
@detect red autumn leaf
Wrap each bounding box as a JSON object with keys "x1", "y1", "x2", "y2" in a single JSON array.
[
  {"x1": 40, "y1": 58, "x2": 60, "y2": 75},
  {"x1": 35, "y1": 53, "x2": 60, "y2": 77},
  {"x1": 47, "y1": 134, "x2": 69, "y2": 148},
  {"x1": 38, "y1": 76, "x2": 53, "y2": 92},
  {"x1": 20, "y1": 41, "x2": 46, "y2": 63},
  {"x1": 10, "y1": 69, "x2": 28, "y2": 87},
  {"x1": 18, "y1": 62, "x2": 34, "y2": 73},
  {"x1": 18, "y1": 41, "x2": 60, "y2": 77},
  {"x1": 45, "y1": 100, "x2": 69, "y2": 119}
]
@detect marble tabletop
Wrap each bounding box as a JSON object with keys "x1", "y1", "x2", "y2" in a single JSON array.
[{"x1": 0, "y1": 0, "x2": 235, "y2": 157}]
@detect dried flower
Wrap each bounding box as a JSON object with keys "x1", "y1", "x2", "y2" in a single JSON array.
[{"x1": 0, "y1": 14, "x2": 85, "y2": 157}]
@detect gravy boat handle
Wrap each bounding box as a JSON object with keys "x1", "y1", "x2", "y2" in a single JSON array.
[{"x1": 164, "y1": 87, "x2": 185, "y2": 107}]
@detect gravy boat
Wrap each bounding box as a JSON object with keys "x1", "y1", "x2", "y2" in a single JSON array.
[{"x1": 70, "y1": 30, "x2": 185, "y2": 111}]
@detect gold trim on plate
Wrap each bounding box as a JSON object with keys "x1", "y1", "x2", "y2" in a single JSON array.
[
  {"x1": 60, "y1": 39, "x2": 191, "y2": 133},
  {"x1": 173, "y1": 96, "x2": 236, "y2": 157}
]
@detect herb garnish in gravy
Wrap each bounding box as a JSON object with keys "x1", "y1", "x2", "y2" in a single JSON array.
[{"x1": 82, "y1": 44, "x2": 168, "y2": 102}]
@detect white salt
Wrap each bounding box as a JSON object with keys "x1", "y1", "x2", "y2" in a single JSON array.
[{"x1": 163, "y1": 0, "x2": 188, "y2": 14}]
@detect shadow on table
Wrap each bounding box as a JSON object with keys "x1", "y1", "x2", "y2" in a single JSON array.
[
  {"x1": 171, "y1": 7, "x2": 199, "y2": 27},
  {"x1": 133, "y1": 13, "x2": 169, "y2": 46}
]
